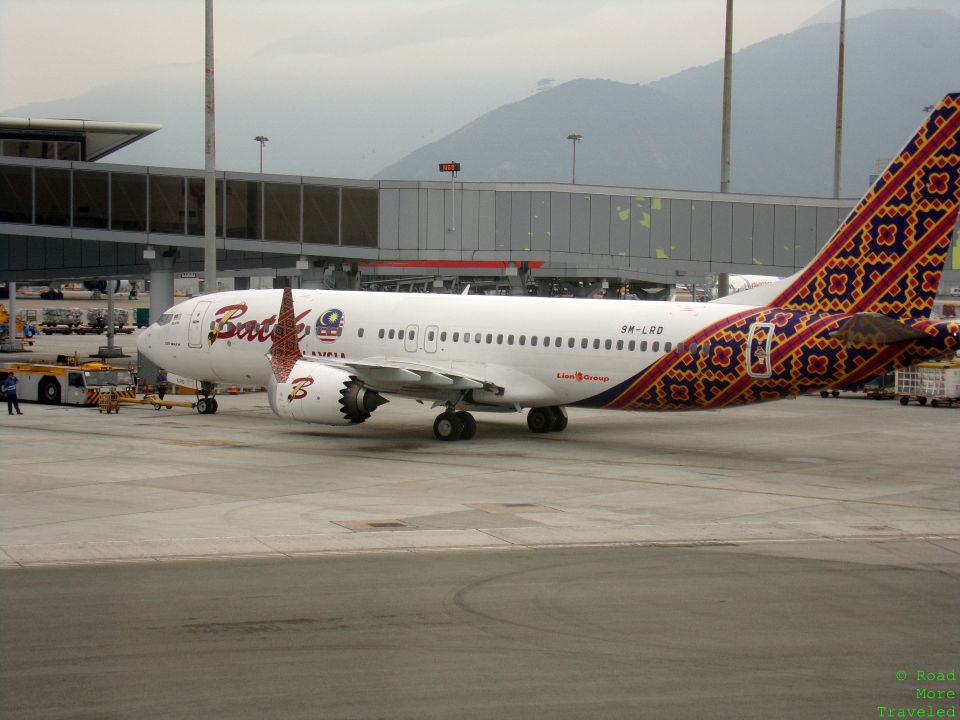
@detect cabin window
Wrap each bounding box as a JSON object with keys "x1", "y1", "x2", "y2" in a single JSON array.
[
  {"x1": 358, "y1": 328, "x2": 364, "y2": 338},
  {"x1": 476, "y1": 333, "x2": 482, "y2": 343},
  {"x1": 568, "y1": 338, "x2": 575, "y2": 348},
  {"x1": 581, "y1": 339, "x2": 588, "y2": 349},
  {"x1": 409, "y1": 330, "x2": 415, "y2": 341},
  {"x1": 700, "y1": 342, "x2": 709, "y2": 354},
  {"x1": 640, "y1": 341, "x2": 648, "y2": 351},
  {"x1": 427, "y1": 330, "x2": 435, "y2": 342},
  {"x1": 496, "y1": 334, "x2": 503, "y2": 344},
  {"x1": 652, "y1": 341, "x2": 660, "y2": 352},
  {"x1": 519, "y1": 335, "x2": 526, "y2": 346},
  {"x1": 507, "y1": 334, "x2": 514, "y2": 345},
  {"x1": 452, "y1": 332, "x2": 459, "y2": 342},
  {"x1": 464, "y1": 333, "x2": 470, "y2": 343},
  {"x1": 378, "y1": 329, "x2": 385, "y2": 339},
  {"x1": 556, "y1": 337, "x2": 562, "y2": 347},
  {"x1": 688, "y1": 342, "x2": 696, "y2": 353},
  {"x1": 399, "y1": 330, "x2": 405, "y2": 340},
  {"x1": 616, "y1": 339, "x2": 624, "y2": 350},
  {"x1": 628, "y1": 340, "x2": 636, "y2": 351},
  {"x1": 529, "y1": 336, "x2": 536, "y2": 346},
  {"x1": 593, "y1": 339, "x2": 601, "y2": 350},
  {"x1": 604, "y1": 339, "x2": 612, "y2": 350},
  {"x1": 541, "y1": 336, "x2": 548, "y2": 347},
  {"x1": 440, "y1": 331, "x2": 446, "y2": 342},
  {"x1": 676, "y1": 342, "x2": 684, "y2": 353},
  {"x1": 388, "y1": 329, "x2": 395, "y2": 339},
  {"x1": 664, "y1": 342, "x2": 672, "y2": 352},
  {"x1": 486, "y1": 333, "x2": 493, "y2": 344}
]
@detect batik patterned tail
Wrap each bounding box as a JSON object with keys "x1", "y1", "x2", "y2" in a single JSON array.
[
  {"x1": 770, "y1": 93, "x2": 960, "y2": 319},
  {"x1": 269, "y1": 288, "x2": 301, "y2": 383}
]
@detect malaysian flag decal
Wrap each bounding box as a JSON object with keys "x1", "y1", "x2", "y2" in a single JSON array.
[{"x1": 316, "y1": 308, "x2": 344, "y2": 343}]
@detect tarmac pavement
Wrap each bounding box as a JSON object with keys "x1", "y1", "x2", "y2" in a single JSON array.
[{"x1": 1, "y1": 332, "x2": 958, "y2": 718}]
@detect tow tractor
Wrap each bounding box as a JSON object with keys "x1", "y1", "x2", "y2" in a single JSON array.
[{"x1": 0, "y1": 361, "x2": 136, "y2": 406}]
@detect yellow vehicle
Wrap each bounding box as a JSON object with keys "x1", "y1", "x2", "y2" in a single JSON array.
[{"x1": 0, "y1": 361, "x2": 136, "y2": 406}]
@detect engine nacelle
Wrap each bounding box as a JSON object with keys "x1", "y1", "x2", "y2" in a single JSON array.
[{"x1": 268, "y1": 362, "x2": 388, "y2": 425}]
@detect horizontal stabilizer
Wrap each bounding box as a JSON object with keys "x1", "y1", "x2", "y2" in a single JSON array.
[{"x1": 830, "y1": 313, "x2": 929, "y2": 346}]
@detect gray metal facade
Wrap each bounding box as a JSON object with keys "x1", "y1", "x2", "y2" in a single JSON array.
[{"x1": 2, "y1": 156, "x2": 959, "y2": 288}]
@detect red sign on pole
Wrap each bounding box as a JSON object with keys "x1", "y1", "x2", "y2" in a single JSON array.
[{"x1": 438, "y1": 162, "x2": 461, "y2": 173}]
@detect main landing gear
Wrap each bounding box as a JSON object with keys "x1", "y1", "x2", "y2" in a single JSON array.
[
  {"x1": 431, "y1": 405, "x2": 569, "y2": 441},
  {"x1": 527, "y1": 406, "x2": 568, "y2": 434},
  {"x1": 433, "y1": 410, "x2": 477, "y2": 441}
]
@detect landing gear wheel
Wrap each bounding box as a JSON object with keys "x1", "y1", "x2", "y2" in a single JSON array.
[
  {"x1": 930, "y1": 399, "x2": 939, "y2": 408},
  {"x1": 550, "y1": 406, "x2": 568, "y2": 432},
  {"x1": 209, "y1": 398, "x2": 218, "y2": 414},
  {"x1": 899, "y1": 396, "x2": 909, "y2": 406},
  {"x1": 434, "y1": 411, "x2": 464, "y2": 441},
  {"x1": 831, "y1": 390, "x2": 840, "y2": 398},
  {"x1": 820, "y1": 390, "x2": 829, "y2": 398},
  {"x1": 527, "y1": 407, "x2": 556, "y2": 433},
  {"x1": 918, "y1": 396, "x2": 927, "y2": 406},
  {"x1": 455, "y1": 411, "x2": 477, "y2": 440}
]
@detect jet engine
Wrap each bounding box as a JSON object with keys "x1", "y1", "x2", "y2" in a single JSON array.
[{"x1": 268, "y1": 362, "x2": 388, "y2": 425}]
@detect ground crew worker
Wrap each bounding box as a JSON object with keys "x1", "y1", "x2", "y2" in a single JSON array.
[
  {"x1": 156, "y1": 369, "x2": 168, "y2": 401},
  {"x1": 3, "y1": 371, "x2": 22, "y2": 415}
]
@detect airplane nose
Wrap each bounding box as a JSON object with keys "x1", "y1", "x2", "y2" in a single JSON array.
[{"x1": 136, "y1": 325, "x2": 153, "y2": 356}]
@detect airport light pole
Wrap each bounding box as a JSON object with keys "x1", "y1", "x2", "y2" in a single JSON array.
[
  {"x1": 254, "y1": 135, "x2": 269, "y2": 173},
  {"x1": 566, "y1": 133, "x2": 582, "y2": 184},
  {"x1": 717, "y1": 0, "x2": 733, "y2": 298},
  {"x1": 832, "y1": 0, "x2": 846, "y2": 199},
  {"x1": 203, "y1": 0, "x2": 217, "y2": 295}
]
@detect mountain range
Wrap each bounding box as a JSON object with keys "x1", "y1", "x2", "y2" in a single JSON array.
[
  {"x1": 4, "y1": 8, "x2": 959, "y2": 198},
  {"x1": 376, "y1": 9, "x2": 960, "y2": 197}
]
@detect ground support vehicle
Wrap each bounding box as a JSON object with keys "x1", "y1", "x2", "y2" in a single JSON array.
[
  {"x1": 895, "y1": 362, "x2": 960, "y2": 407},
  {"x1": 0, "y1": 361, "x2": 136, "y2": 406}
]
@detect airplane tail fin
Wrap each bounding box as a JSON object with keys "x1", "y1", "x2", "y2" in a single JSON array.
[
  {"x1": 766, "y1": 93, "x2": 960, "y2": 318},
  {"x1": 268, "y1": 288, "x2": 301, "y2": 383}
]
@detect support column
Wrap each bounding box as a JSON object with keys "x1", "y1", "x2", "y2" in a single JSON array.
[
  {"x1": 1, "y1": 281, "x2": 23, "y2": 352},
  {"x1": 718, "y1": 272, "x2": 730, "y2": 299},
  {"x1": 148, "y1": 257, "x2": 176, "y2": 324}
]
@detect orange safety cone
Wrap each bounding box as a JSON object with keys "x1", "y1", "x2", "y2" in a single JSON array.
[{"x1": 228, "y1": 385, "x2": 239, "y2": 395}]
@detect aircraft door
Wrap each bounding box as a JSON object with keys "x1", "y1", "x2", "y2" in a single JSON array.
[
  {"x1": 188, "y1": 301, "x2": 211, "y2": 348},
  {"x1": 424, "y1": 325, "x2": 439, "y2": 353},
  {"x1": 745, "y1": 322, "x2": 775, "y2": 379},
  {"x1": 404, "y1": 324, "x2": 419, "y2": 353}
]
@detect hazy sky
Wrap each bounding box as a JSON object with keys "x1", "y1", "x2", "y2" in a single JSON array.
[
  {"x1": 1, "y1": 0, "x2": 829, "y2": 111},
  {"x1": 3, "y1": 0, "x2": 955, "y2": 178}
]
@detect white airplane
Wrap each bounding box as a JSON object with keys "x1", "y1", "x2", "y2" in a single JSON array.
[{"x1": 138, "y1": 93, "x2": 960, "y2": 440}]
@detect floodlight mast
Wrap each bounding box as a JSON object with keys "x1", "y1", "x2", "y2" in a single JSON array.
[
  {"x1": 439, "y1": 162, "x2": 461, "y2": 232},
  {"x1": 254, "y1": 135, "x2": 269, "y2": 173},
  {"x1": 566, "y1": 134, "x2": 582, "y2": 183}
]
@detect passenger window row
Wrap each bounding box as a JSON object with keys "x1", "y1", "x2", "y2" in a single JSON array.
[{"x1": 365, "y1": 327, "x2": 712, "y2": 356}]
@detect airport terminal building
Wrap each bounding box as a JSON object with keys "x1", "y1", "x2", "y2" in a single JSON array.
[{"x1": 2, "y1": 116, "x2": 959, "y2": 313}]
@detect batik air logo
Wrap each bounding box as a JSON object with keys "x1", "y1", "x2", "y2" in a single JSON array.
[
  {"x1": 287, "y1": 377, "x2": 314, "y2": 403},
  {"x1": 207, "y1": 302, "x2": 310, "y2": 347}
]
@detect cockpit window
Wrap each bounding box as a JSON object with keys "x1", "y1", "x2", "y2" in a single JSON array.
[{"x1": 156, "y1": 313, "x2": 173, "y2": 326}]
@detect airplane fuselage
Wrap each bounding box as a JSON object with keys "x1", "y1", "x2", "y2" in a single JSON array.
[{"x1": 138, "y1": 289, "x2": 954, "y2": 413}]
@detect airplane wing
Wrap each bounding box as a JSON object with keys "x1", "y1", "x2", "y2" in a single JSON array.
[
  {"x1": 295, "y1": 355, "x2": 504, "y2": 396},
  {"x1": 830, "y1": 312, "x2": 929, "y2": 346}
]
